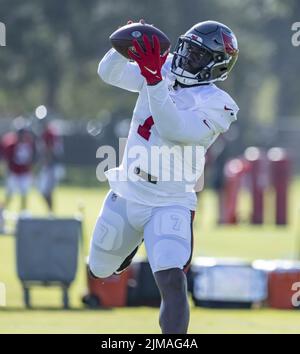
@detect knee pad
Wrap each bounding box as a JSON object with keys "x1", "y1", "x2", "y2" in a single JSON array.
[
  {"x1": 88, "y1": 245, "x2": 122, "y2": 279},
  {"x1": 153, "y1": 239, "x2": 190, "y2": 271},
  {"x1": 88, "y1": 257, "x2": 117, "y2": 279},
  {"x1": 88, "y1": 265, "x2": 101, "y2": 279}
]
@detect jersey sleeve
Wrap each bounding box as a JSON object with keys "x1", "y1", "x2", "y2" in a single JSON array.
[
  {"x1": 97, "y1": 48, "x2": 144, "y2": 92},
  {"x1": 147, "y1": 80, "x2": 239, "y2": 145},
  {"x1": 198, "y1": 90, "x2": 239, "y2": 134},
  {"x1": 147, "y1": 80, "x2": 237, "y2": 145}
]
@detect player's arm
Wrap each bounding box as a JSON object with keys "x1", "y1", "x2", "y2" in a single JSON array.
[
  {"x1": 147, "y1": 81, "x2": 217, "y2": 144},
  {"x1": 147, "y1": 81, "x2": 238, "y2": 144},
  {"x1": 128, "y1": 35, "x2": 237, "y2": 144},
  {"x1": 98, "y1": 49, "x2": 144, "y2": 92}
]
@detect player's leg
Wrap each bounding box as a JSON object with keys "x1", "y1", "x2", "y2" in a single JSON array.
[
  {"x1": 39, "y1": 166, "x2": 54, "y2": 211},
  {"x1": 4, "y1": 173, "x2": 15, "y2": 208},
  {"x1": 19, "y1": 173, "x2": 32, "y2": 211},
  {"x1": 154, "y1": 268, "x2": 189, "y2": 334},
  {"x1": 144, "y1": 206, "x2": 194, "y2": 334},
  {"x1": 88, "y1": 191, "x2": 143, "y2": 278}
]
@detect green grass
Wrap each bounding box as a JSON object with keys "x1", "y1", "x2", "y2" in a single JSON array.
[{"x1": 1, "y1": 180, "x2": 300, "y2": 334}]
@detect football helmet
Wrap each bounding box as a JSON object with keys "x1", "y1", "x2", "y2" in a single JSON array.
[{"x1": 171, "y1": 21, "x2": 238, "y2": 86}]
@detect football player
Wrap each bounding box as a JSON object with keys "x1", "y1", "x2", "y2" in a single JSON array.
[
  {"x1": 37, "y1": 122, "x2": 64, "y2": 212},
  {"x1": 89, "y1": 20, "x2": 239, "y2": 334},
  {"x1": 1, "y1": 124, "x2": 36, "y2": 212}
]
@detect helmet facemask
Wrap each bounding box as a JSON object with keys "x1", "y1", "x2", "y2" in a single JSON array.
[{"x1": 174, "y1": 39, "x2": 213, "y2": 75}]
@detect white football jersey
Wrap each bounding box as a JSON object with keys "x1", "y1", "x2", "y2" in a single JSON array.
[{"x1": 98, "y1": 49, "x2": 239, "y2": 210}]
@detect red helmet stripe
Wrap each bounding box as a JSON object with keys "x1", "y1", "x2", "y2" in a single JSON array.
[{"x1": 221, "y1": 31, "x2": 238, "y2": 55}]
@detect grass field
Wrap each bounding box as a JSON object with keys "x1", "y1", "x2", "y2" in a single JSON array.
[{"x1": 1, "y1": 180, "x2": 300, "y2": 334}]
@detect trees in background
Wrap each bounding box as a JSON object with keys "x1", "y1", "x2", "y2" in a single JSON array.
[{"x1": 0, "y1": 0, "x2": 299, "y2": 147}]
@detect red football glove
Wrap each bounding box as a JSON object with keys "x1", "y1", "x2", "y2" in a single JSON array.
[{"x1": 128, "y1": 34, "x2": 169, "y2": 86}]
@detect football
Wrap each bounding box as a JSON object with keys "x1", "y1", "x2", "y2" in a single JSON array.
[{"x1": 109, "y1": 23, "x2": 171, "y2": 59}]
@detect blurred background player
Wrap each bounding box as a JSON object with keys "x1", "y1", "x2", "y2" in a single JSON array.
[
  {"x1": 1, "y1": 118, "x2": 36, "y2": 213},
  {"x1": 37, "y1": 121, "x2": 64, "y2": 213}
]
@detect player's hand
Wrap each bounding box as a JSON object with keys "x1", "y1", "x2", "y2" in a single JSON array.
[{"x1": 127, "y1": 34, "x2": 169, "y2": 86}]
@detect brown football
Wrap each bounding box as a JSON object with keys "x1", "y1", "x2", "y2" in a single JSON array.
[{"x1": 109, "y1": 23, "x2": 171, "y2": 59}]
